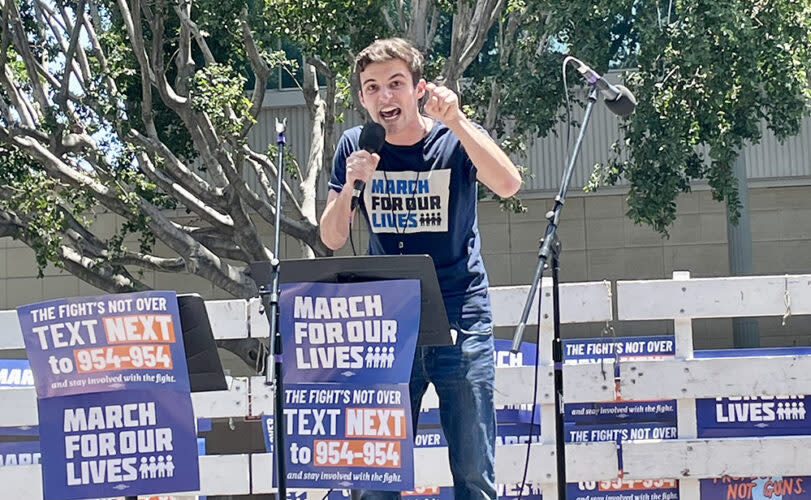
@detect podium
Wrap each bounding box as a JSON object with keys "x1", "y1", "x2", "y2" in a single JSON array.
[
  {"x1": 249, "y1": 254, "x2": 453, "y2": 493},
  {"x1": 251, "y1": 254, "x2": 453, "y2": 347}
]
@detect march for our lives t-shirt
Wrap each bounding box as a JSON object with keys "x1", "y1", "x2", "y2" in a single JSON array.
[{"x1": 330, "y1": 121, "x2": 492, "y2": 332}]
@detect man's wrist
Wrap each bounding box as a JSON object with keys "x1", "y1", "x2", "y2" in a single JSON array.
[{"x1": 443, "y1": 110, "x2": 468, "y2": 132}]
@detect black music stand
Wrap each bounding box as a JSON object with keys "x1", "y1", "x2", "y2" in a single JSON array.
[
  {"x1": 269, "y1": 255, "x2": 452, "y2": 347},
  {"x1": 248, "y1": 254, "x2": 452, "y2": 497},
  {"x1": 177, "y1": 293, "x2": 228, "y2": 392}
]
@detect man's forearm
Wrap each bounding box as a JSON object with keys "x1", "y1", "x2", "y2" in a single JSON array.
[
  {"x1": 449, "y1": 116, "x2": 522, "y2": 198},
  {"x1": 319, "y1": 188, "x2": 354, "y2": 250}
]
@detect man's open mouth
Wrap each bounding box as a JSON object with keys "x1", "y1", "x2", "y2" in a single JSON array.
[{"x1": 379, "y1": 107, "x2": 401, "y2": 121}]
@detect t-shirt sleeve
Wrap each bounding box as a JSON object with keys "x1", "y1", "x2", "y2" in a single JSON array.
[{"x1": 329, "y1": 132, "x2": 357, "y2": 193}]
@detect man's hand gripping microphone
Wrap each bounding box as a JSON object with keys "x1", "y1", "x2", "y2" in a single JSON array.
[{"x1": 351, "y1": 122, "x2": 386, "y2": 211}]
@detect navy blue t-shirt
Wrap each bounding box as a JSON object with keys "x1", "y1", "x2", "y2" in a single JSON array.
[{"x1": 329, "y1": 120, "x2": 492, "y2": 332}]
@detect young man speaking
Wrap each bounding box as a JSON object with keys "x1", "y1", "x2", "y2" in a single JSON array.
[{"x1": 320, "y1": 38, "x2": 521, "y2": 500}]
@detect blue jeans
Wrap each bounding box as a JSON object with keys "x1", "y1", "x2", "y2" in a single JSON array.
[{"x1": 357, "y1": 329, "x2": 497, "y2": 500}]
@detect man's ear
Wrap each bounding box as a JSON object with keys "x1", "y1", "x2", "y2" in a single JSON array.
[{"x1": 416, "y1": 79, "x2": 427, "y2": 99}]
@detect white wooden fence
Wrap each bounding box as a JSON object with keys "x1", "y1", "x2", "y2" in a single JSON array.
[{"x1": 1, "y1": 272, "x2": 811, "y2": 499}]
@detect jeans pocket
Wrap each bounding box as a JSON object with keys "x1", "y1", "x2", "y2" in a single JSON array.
[{"x1": 457, "y1": 328, "x2": 494, "y2": 360}]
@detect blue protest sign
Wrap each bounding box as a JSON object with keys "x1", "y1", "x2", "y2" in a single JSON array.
[
  {"x1": 562, "y1": 335, "x2": 679, "y2": 498},
  {"x1": 563, "y1": 336, "x2": 675, "y2": 363},
  {"x1": 0, "y1": 359, "x2": 36, "y2": 437},
  {"x1": 279, "y1": 280, "x2": 421, "y2": 384},
  {"x1": 562, "y1": 336, "x2": 677, "y2": 428},
  {"x1": 414, "y1": 426, "x2": 446, "y2": 448},
  {"x1": 694, "y1": 347, "x2": 811, "y2": 438},
  {"x1": 697, "y1": 395, "x2": 810, "y2": 437},
  {"x1": 566, "y1": 400, "x2": 677, "y2": 426},
  {"x1": 0, "y1": 440, "x2": 41, "y2": 467},
  {"x1": 494, "y1": 339, "x2": 537, "y2": 367},
  {"x1": 279, "y1": 280, "x2": 420, "y2": 491},
  {"x1": 261, "y1": 415, "x2": 274, "y2": 455},
  {"x1": 18, "y1": 291, "x2": 201, "y2": 499},
  {"x1": 568, "y1": 479, "x2": 678, "y2": 500},
  {"x1": 699, "y1": 476, "x2": 811, "y2": 499},
  {"x1": 565, "y1": 421, "x2": 678, "y2": 443},
  {"x1": 282, "y1": 383, "x2": 414, "y2": 491},
  {"x1": 17, "y1": 291, "x2": 190, "y2": 398},
  {"x1": 0, "y1": 359, "x2": 33, "y2": 387},
  {"x1": 36, "y1": 389, "x2": 199, "y2": 500}
]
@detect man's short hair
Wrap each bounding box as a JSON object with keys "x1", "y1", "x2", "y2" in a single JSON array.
[{"x1": 354, "y1": 38, "x2": 424, "y2": 86}]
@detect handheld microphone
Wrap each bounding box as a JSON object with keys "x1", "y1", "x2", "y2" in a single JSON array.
[
  {"x1": 573, "y1": 59, "x2": 637, "y2": 116},
  {"x1": 351, "y1": 122, "x2": 386, "y2": 211}
]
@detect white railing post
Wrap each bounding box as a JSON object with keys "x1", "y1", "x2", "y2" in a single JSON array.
[{"x1": 671, "y1": 271, "x2": 700, "y2": 498}]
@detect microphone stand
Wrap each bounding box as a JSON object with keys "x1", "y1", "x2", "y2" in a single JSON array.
[
  {"x1": 257, "y1": 117, "x2": 288, "y2": 499},
  {"x1": 510, "y1": 86, "x2": 599, "y2": 500}
]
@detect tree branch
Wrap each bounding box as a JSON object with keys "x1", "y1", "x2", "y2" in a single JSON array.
[
  {"x1": 6, "y1": 0, "x2": 50, "y2": 115},
  {"x1": 133, "y1": 150, "x2": 236, "y2": 230},
  {"x1": 174, "y1": 2, "x2": 195, "y2": 95},
  {"x1": 136, "y1": 200, "x2": 256, "y2": 297},
  {"x1": 127, "y1": 129, "x2": 228, "y2": 208},
  {"x1": 173, "y1": 4, "x2": 216, "y2": 64},
  {"x1": 240, "y1": 8, "x2": 269, "y2": 134},
  {"x1": 114, "y1": 252, "x2": 187, "y2": 273}
]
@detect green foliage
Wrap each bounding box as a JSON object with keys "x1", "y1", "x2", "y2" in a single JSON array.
[
  {"x1": 190, "y1": 63, "x2": 254, "y2": 140},
  {"x1": 0, "y1": 146, "x2": 94, "y2": 276},
  {"x1": 267, "y1": 143, "x2": 301, "y2": 181},
  {"x1": 263, "y1": 0, "x2": 387, "y2": 69},
  {"x1": 587, "y1": 0, "x2": 811, "y2": 233},
  {"x1": 463, "y1": 0, "x2": 810, "y2": 233}
]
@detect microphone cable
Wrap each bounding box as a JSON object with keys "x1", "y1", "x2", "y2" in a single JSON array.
[
  {"x1": 349, "y1": 213, "x2": 359, "y2": 256},
  {"x1": 515, "y1": 285, "x2": 544, "y2": 500}
]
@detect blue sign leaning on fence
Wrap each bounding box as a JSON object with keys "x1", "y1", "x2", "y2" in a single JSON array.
[
  {"x1": 17, "y1": 291, "x2": 200, "y2": 500},
  {"x1": 694, "y1": 346, "x2": 811, "y2": 499},
  {"x1": 37, "y1": 389, "x2": 199, "y2": 499}
]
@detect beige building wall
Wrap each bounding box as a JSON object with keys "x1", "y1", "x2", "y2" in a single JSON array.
[{"x1": 1, "y1": 182, "x2": 810, "y2": 352}]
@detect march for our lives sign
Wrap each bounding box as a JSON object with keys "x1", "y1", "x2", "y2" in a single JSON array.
[
  {"x1": 278, "y1": 280, "x2": 420, "y2": 491},
  {"x1": 0, "y1": 439, "x2": 41, "y2": 467},
  {"x1": 695, "y1": 347, "x2": 811, "y2": 438},
  {"x1": 17, "y1": 291, "x2": 200, "y2": 499},
  {"x1": 693, "y1": 347, "x2": 811, "y2": 499},
  {"x1": 700, "y1": 476, "x2": 811, "y2": 499},
  {"x1": 0, "y1": 358, "x2": 33, "y2": 387}
]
